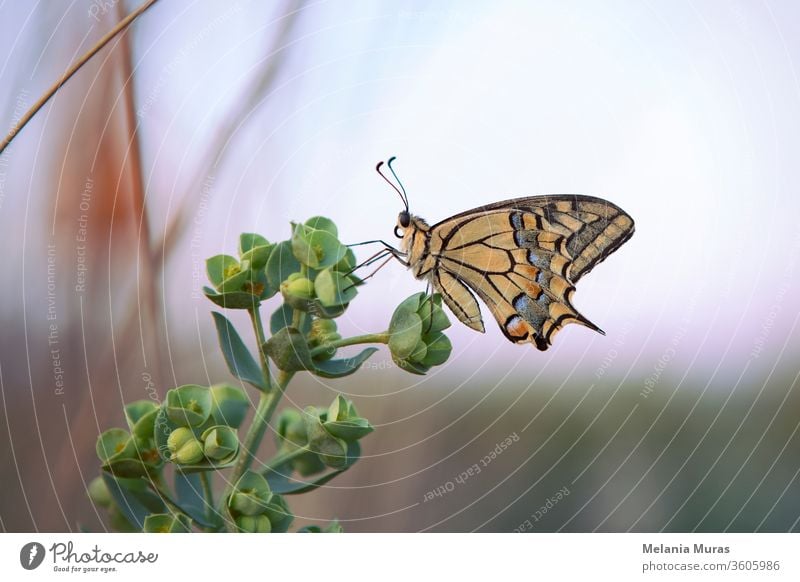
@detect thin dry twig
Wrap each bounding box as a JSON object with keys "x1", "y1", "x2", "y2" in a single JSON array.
[{"x1": 0, "y1": 0, "x2": 161, "y2": 156}]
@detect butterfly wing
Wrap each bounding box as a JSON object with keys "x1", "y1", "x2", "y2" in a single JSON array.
[{"x1": 426, "y1": 195, "x2": 634, "y2": 350}]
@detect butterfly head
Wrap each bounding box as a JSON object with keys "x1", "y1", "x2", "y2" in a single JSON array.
[{"x1": 395, "y1": 210, "x2": 411, "y2": 238}]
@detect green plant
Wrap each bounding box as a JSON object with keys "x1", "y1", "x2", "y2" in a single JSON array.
[{"x1": 89, "y1": 216, "x2": 452, "y2": 532}]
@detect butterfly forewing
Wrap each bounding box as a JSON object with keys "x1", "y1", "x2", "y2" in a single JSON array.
[{"x1": 419, "y1": 195, "x2": 634, "y2": 351}]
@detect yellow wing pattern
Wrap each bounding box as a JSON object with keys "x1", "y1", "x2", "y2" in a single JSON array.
[{"x1": 425, "y1": 195, "x2": 634, "y2": 351}]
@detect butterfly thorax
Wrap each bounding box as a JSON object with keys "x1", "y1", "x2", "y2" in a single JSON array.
[{"x1": 399, "y1": 215, "x2": 435, "y2": 279}]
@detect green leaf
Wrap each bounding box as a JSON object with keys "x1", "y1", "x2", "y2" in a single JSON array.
[
  {"x1": 312, "y1": 347, "x2": 377, "y2": 379},
  {"x1": 264, "y1": 327, "x2": 314, "y2": 372},
  {"x1": 209, "y1": 384, "x2": 249, "y2": 428},
  {"x1": 307, "y1": 301, "x2": 349, "y2": 319},
  {"x1": 101, "y1": 474, "x2": 165, "y2": 530},
  {"x1": 263, "y1": 458, "x2": 355, "y2": 495},
  {"x1": 323, "y1": 418, "x2": 374, "y2": 442},
  {"x1": 304, "y1": 216, "x2": 338, "y2": 237},
  {"x1": 203, "y1": 287, "x2": 261, "y2": 310},
  {"x1": 265, "y1": 467, "x2": 346, "y2": 495},
  {"x1": 174, "y1": 474, "x2": 220, "y2": 528},
  {"x1": 299, "y1": 520, "x2": 343, "y2": 533},
  {"x1": 174, "y1": 471, "x2": 206, "y2": 525},
  {"x1": 314, "y1": 269, "x2": 357, "y2": 307},
  {"x1": 124, "y1": 401, "x2": 158, "y2": 430},
  {"x1": 270, "y1": 303, "x2": 314, "y2": 335},
  {"x1": 263, "y1": 495, "x2": 294, "y2": 533},
  {"x1": 211, "y1": 312, "x2": 266, "y2": 392},
  {"x1": 266, "y1": 241, "x2": 301, "y2": 296},
  {"x1": 129, "y1": 407, "x2": 160, "y2": 441},
  {"x1": 396, "y1": 359, "x2": 431, "y2": 375},
  {"x1": 239, "y1": 233, "x2": 269, "y2": 254},
  {"x1": 327, "y1": 394, "x2": 348, "y2": 422},
  {"x1": 239, "y1": 234, "x2": 273, "y2": 270},
  {"x1": 270, "y1": 303, "x2": 294, "y2": 334},
  {"x1": 333, "y1": 247, "x2": 356, "y2": 273}
]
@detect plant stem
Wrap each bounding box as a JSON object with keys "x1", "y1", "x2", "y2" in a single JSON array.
[
  {"x1": 248, "y1": 306, "x2": 272, "y2": 392},
  {"x1": 199, "y1": 472, "x2": 214, "y2": 526},
  {"x1": 308, "y1": 332, "x2": 390, "y2": 357},
  {"x1": 224, "y1": 370, "x2": 293, "y2": 503},
  {"x1": 0, "y1": 0, "x2": 161, "y2": 156}
]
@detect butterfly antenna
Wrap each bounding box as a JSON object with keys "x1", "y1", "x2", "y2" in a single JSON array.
[
  {"x1": 386, "y1": 156, "x2": 410, "y2": 210},
  {"x1": 376, "y1": 159, "x2": 408, "y2": 211}
]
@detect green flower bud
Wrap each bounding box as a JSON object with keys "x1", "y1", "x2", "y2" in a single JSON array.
[
  {"x1": 167, "y1": 427, "x2": 196, "y2": 455},
  {"x1": 310, "y1": 317, "x2": 337, "y2": 339},
  {"x1": 201, "y1": 425, "x2": 239, "y2": 461},
  {"x1": 291, "y1": 222, "x2": 346, "y2": 269},
  {"x1": 388, "y1": 293, "x2": 453, "y2": 375},
  {"x1": 108, "y1": 506, "x2": 137, "y2": 532},
  {"x1": 276, "y1": 408, "x2": 308, "y2": 447},
  {"x1": 408, "y1": 339, "x2": 428, "y2": 364},
  {"x1": 308, "y1": 318, "x2": 342, "y2": 361},
  {"x1": 230, "y1": 487, "x2": 272, "y2": 516},
  {"x1": 236, "y1": 514, "x2": 272, "y2": 533},
  {"x1": 282, "y1": 274, "x2": 315, "y2": 299},
  {"x1": 143, "y1": 513, "x2": 190, "y2": 533},
  {"x1": 171, "y1": 437, "x2": 204, "y2": 465},
  {"x1": 87, "y1": 476, "x2": 112, "y2": 508},
  {"x1": 165, "y1": 385, "x2": 213, "y2": 428}
]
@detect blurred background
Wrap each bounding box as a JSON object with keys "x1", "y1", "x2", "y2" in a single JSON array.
[{"x1": 1, "y1": 0, "x2": 799, "y2": 532}]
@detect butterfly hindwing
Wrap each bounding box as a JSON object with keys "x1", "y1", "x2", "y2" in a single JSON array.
[{"x1": 423, "y1": 195, "x2": 634, "y2": 350}]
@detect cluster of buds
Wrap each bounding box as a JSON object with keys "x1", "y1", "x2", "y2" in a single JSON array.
[
  {"x1": 275, "y1": 395, "x2": 373, "y2": 474},
  {"x1": 225, "y1": 471, "x2": 293, "y2": 533},
  {"x1": 388, "y1": 293, "x2": 453, "y2": 374}
]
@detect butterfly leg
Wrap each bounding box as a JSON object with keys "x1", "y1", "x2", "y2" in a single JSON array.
[
  {"x1": 422, "y1": 280, "x2": 435, "y2": 334},
  {"x1": 344, "y1": 252, "x2": 396, "y2": 291},
  {"x1": 345, "y1": 247, "x2": 404, "y2": 278},
  {"x1": 347, "y1": 239, "x2": 406, "y2": 255}
]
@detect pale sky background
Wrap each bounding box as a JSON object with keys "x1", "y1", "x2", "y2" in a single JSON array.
[{"x1": 2, "y1": 0, "x2": 799, "y2": 387}]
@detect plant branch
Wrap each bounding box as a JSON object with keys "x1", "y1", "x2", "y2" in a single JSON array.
[
  {"x1": 308, "y1": 332, "x2": 390, "y2": 357},
  {"x1": 248, "y1": 306, "x2": 273, "y2": 392},
  {"x1": 221, "y1": 369, "x2": 293, "y2": 528},
  {"x1": 199, "y1": 472, "x2": 215, "y2": 527},
  {"x1": 0, "y1": 0, "x2": 161, "y2": 156}
]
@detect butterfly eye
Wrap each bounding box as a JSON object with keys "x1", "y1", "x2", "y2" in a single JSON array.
[
  {"x1": 394, "y1": 226, "x2": 403, "y2": 238},
  {"x1": 399, "y1": 211, "x2": 411, "y2": 228}
]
